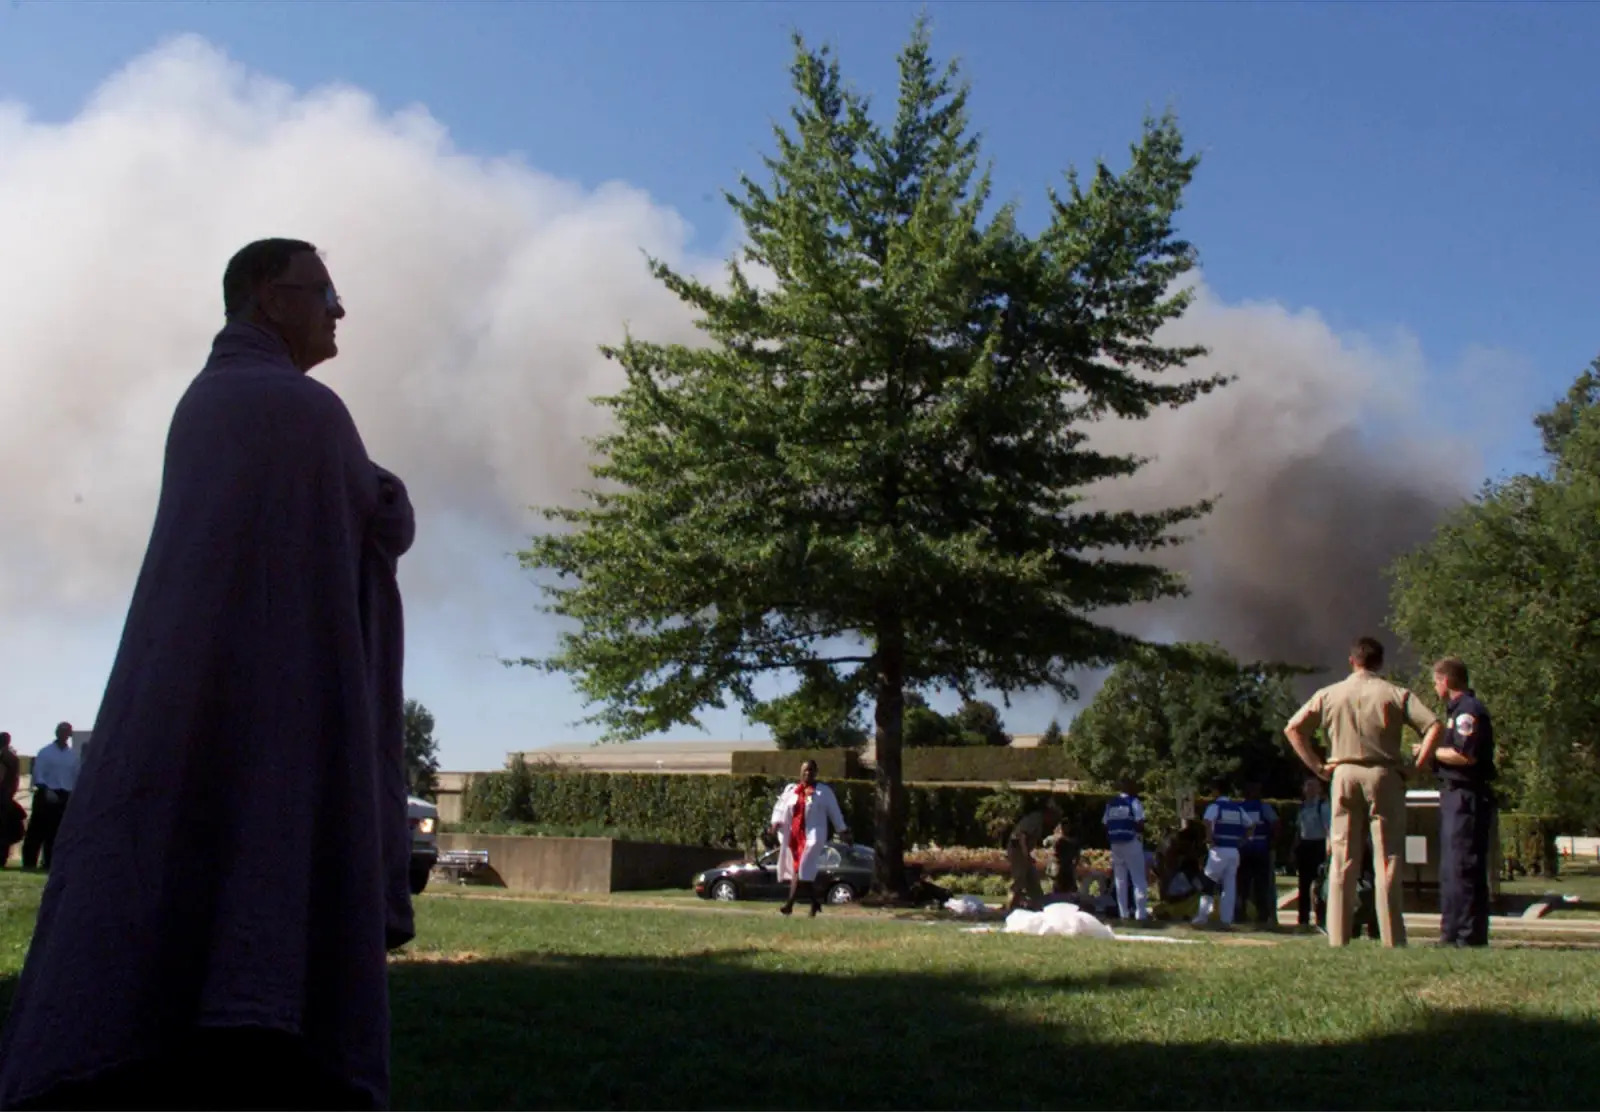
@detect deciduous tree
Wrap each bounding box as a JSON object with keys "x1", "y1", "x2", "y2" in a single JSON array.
[
  {"x1": 952, "y1": 699, "x2": 1011, "y2": 747},
  {"x1": 1389, "y1": 358, "x2": 1600, "y2": 828},
  {"x1": 402, "y1": 699, "x2": 442, "y2": 800},
  {"x1": 748, "y1": 662, "x2": 869, "y2": 749},
  {"x1": 1063, "y1": 643, "x2": 1305, "y2": 805}
]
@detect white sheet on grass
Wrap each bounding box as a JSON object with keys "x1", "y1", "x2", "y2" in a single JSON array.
[{"x1": 1004, "y1": 903, "x2": 1116, "y2": 940}]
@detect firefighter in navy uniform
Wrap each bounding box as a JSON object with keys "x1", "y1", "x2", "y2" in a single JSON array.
[{"x1": 1417, "y1": 656, "x2": 1497, "y2": 947}]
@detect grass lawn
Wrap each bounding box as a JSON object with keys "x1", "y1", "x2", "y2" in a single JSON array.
[{"x1": 4, "y1": 872, "x2": 1600, "y2": 1109}]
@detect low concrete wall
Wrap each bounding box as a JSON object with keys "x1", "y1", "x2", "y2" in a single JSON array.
[
  {"x1": 437, "y1": 834, "x2": 612, "y2": 894},
  {"x1": 436, "y1": 834, "x2": 740, "y2": 894},
  {"x1": 610, "y1": 841, "x2": 742, "y2": 891}
]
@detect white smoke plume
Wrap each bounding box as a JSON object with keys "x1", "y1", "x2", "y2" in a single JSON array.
[
  {"x1": 0, "y1": 36, "x2": 1526, "y2": 742},
  {"x1": 0, "y1": 34, "x2": 717, "y2": 624}
]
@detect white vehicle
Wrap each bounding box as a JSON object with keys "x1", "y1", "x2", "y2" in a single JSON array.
[{"x1": 408, "y1": 795, "x2": 439, "y2": 895}]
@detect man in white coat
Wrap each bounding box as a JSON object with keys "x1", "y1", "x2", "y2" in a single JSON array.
[{"x1": 769, "y1": 759, "x2": 850, "y2": 917}]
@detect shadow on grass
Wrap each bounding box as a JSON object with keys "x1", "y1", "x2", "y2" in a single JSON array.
[{"x1": 387, "y1": 949, "x2": 1599, "y2": 1111}]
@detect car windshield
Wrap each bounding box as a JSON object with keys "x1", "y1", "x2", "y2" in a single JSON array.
[{"x1": 758, "y1": 850, "x2": 778, "y2": 868}]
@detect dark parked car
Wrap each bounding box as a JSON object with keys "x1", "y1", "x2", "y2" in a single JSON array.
[{"x1": 694, "y1": 842, "x2": 875, "y2": 905}]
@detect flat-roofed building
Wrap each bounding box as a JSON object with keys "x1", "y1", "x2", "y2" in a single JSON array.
[{"x1": 510, "y1": 737, "x2": 778, "y2": 775}]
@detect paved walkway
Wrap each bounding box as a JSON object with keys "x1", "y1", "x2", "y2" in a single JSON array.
[{"x1": 1402, "y1": 911, "x2": 1600, "y2": 936}]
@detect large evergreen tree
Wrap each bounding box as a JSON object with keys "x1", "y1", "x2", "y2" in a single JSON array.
[
  {"x1": 1389, "y1": 357, "x2": 1600, "y2": 828},
  {"x1": 521, "y1": 23, "x2": 1226, "y2": 894}
]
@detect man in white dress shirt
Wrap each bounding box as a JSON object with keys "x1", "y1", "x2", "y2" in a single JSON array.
[{"x1": 23, "y1": 722, "x2": 80, "y2": 871}]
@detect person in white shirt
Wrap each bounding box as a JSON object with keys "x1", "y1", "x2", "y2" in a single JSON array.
[
  {"x1": 22, "y1": 722, "x2": 80, "y2": 871},
  {"x1": 1295, "y1": 776, "x2": 1332, "y2": 928},
  {"x1": 768, "y1": 760, "x2": 850, "y2": 916}
]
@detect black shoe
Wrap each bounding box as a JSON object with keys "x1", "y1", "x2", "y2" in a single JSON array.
[
  {"x1": 809, "y1": 903, "x2": 821, "y2": 917},
  {"x1": 779, "y1": 904, "x2": 793, "y2": 916}
]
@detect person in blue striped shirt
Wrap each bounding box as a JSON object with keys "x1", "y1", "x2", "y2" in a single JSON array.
[
  {"x1": 1192, "y1": 781, "x2": 1258, "y2": 928},
  {"x1": 1102, "y1": 780, "x2": 1152, "y2": 922},
  {"x1": 1236, "y1": 781, "x2": 1280, "y2": 926}
]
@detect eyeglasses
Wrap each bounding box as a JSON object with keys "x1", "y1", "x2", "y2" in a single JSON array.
[{"x1": 272, "y1": 282, "x2": 342, "y2": 310}]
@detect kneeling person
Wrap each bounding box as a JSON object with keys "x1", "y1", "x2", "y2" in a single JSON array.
[{"x1": 1193, "y1": 785, "x2": 1255, "y2": 927}]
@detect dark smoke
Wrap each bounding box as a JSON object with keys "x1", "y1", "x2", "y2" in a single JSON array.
[{"x1": 1086, "y1": 284, "x2": 1496, "y2": 680}]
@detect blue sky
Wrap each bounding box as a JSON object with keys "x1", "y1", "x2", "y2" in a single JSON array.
[{"x1": 1, "y1": 1, "x2": 1595, "y2": 768}]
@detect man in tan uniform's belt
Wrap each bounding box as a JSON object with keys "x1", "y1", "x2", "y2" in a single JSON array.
[{"x1": 1283, "y1": 636, "x2": 1442, "y2": 947}]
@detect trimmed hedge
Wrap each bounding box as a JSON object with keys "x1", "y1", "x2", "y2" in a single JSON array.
[
  {"x1": 463, "y1": 763, "x2": 778, "y2": 849},
  {"x1": 902, "y1": 746, "x2": 1087, "y2": 783},
  {"x1": 462, "y1": 765, "x2": 1557, "y2": 880},
  {"x1": 728, "y1": 746, "x2": 1084, "y2": 783},
  {"x1": 729, "y1": 749, "x2": 863, "y2": 780},
  {"x1": 460, "y1": 761, "x2": 1299, "y2": 852}
]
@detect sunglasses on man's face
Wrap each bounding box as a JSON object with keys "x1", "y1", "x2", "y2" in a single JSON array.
[{"x1": 273, "y1": 281, "x2": 342, "y2": 310}]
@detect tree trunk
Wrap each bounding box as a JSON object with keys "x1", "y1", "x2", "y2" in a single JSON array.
[{"x1": 872, "y1": 621, "x2": 910, "y2": 897}]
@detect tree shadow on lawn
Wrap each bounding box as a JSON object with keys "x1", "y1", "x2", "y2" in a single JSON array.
[{"x1": 387, "y1": 949, "x2": 1600, "y2": 1111}]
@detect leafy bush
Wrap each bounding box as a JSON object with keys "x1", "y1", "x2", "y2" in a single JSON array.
[
  {"x1": 976, "y1": 787, "x2": 1025, "y2": 844},
  {"x1": 1501, "y1": 811, "x2": 1561, "y2": 876},
  {"x1": 929, "y1": 872, "x2": 1011, "y2": 897}
]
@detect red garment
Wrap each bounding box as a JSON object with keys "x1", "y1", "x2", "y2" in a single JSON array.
[{"x1": 789, "y1": 784, "x2": 813, "y2": 873}]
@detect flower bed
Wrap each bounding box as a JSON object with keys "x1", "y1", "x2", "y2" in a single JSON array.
[{"x1": 908, "y1": 846, "x2": 1111, "y2": 875}]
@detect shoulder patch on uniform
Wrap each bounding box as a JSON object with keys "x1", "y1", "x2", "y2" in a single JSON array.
[{"x1": 1454, "y1": 713, "x2": 1477, "y2": 737}]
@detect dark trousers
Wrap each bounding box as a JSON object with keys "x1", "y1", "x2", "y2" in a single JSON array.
[
  {"x1": 21, "y1": 789, "x2": 68, "y2": 870},
  {"x1": 1, "y1": 800, "x2": 24, "y2": 863},
  {"x1": 1237, "y1": 851, "x2": 1277, "y2": 924},
  {"x1": 1318, "y1": 838, "x2": 1379, "y2": 938},
  {"x1": 1439, "y1": 782, "x2": 1494, "y2": 946},
  {"x1": 1296, "y1": 838, "x2": 1327, "y2": 925}
]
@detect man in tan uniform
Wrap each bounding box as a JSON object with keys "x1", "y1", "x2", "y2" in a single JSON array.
[{"x1": 1283, "y1": 636, "x2": 1442, "y2": 947}]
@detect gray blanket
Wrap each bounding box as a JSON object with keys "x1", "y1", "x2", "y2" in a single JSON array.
[{"x1": 0, "y1": 321, "x2": 414, "y2": 1108}]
